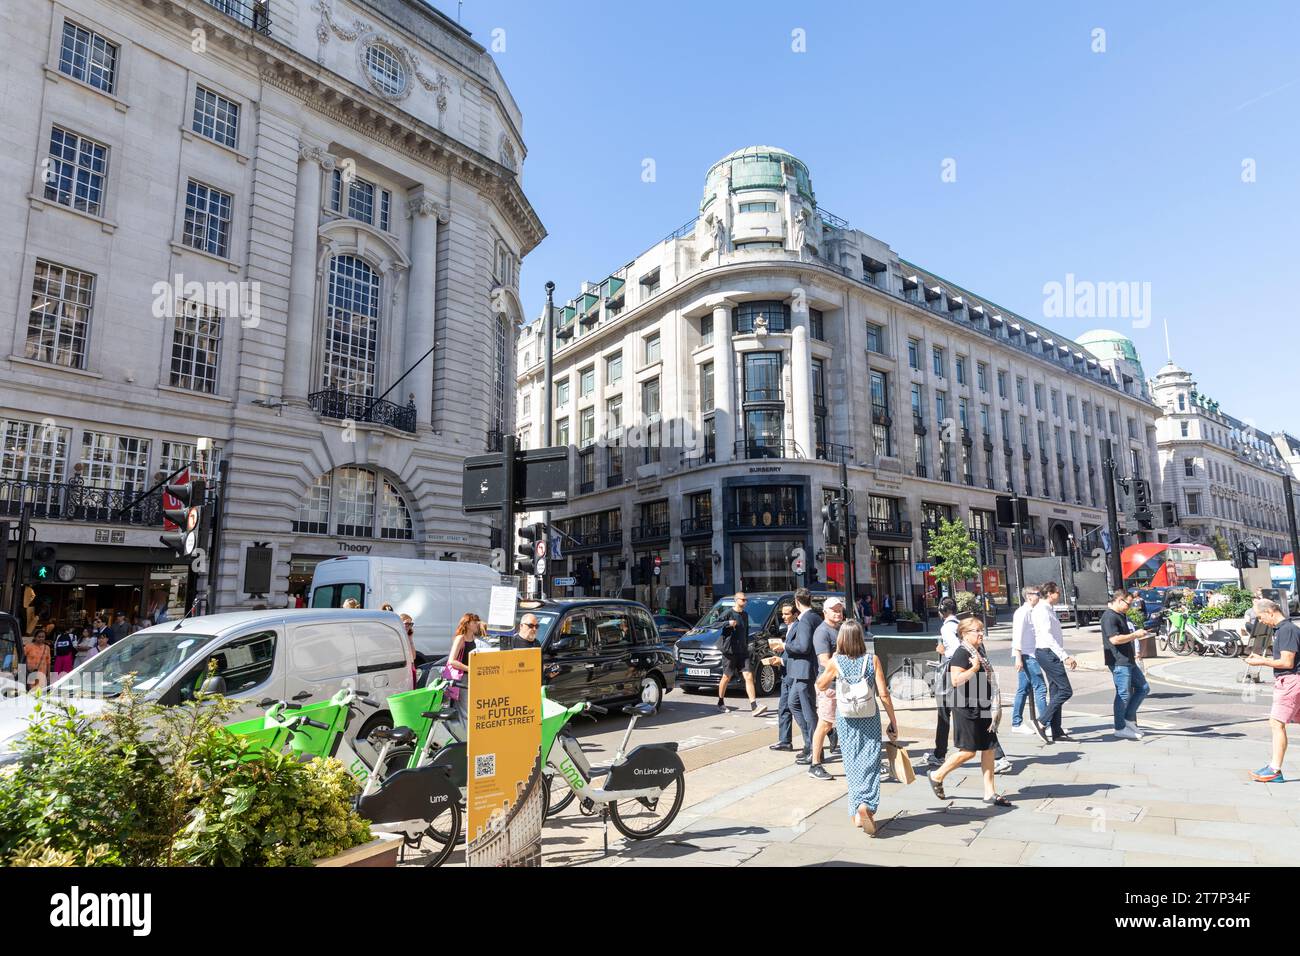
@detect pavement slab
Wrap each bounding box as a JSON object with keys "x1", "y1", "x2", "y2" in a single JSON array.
[
  {"x1": 1022, "y1": 843, "x2": 1127, "y2": 866},
  {"x1": 1110, "y1": 831, "x2": 1256, "y2": 863}
]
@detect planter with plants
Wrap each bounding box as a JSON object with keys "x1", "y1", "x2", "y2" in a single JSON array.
[
  {"x1": 895, "y1": 610, "x2": 924, "y2": 633},
  {"x1": 0, "y1": 683, "x2": 377, "y2": 867}
]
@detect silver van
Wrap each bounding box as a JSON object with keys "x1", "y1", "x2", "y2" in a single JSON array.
[{"x1": 0, "y1": 609, "x2": 413, "y2": 757}]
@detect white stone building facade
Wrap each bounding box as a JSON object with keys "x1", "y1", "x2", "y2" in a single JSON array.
[
  {"x1": 0, "y1": 0, "x2": 542, "y2": 623},
  {"x1": 516, "y1": 147, "x2": 1162, "y2": 619},
  {"x1": 1150, "y1": 363, "x2": 1291, "y2": 560}
]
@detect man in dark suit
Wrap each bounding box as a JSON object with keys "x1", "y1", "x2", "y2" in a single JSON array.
[{"x1": 772, "y1": 588, "x2": 821, "y2": 764}]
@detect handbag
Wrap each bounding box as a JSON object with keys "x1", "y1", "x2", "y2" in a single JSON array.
[
  {"x1": 440, "y1": 662, "x2": 462, "y2": 701},
  {"x1": 835, "y1": 655, "x2": 878, "y2": 718}
]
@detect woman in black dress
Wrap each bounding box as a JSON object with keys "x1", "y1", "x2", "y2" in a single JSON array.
[{"x1": 926, "y1": 616, "x2": 1012, "y2": 807}]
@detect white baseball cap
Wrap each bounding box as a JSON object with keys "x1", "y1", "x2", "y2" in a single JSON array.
[{"x1": 823, "y1": 596, "x2": 845, "y2": 611}]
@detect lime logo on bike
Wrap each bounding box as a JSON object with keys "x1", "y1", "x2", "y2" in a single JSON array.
[
  {"x1": 349, "y1": 757, "x2": 370, "y2": 782},
  {"x1": 558, "y1": 758, "x2": 584, "y2": 792}
]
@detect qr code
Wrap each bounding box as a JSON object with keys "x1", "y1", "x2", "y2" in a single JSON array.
[{"x1": 474, "y1": 753, "x2": 496, "y2": 779}]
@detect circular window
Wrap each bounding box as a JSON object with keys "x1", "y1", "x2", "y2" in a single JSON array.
[{"x1": 365, "y1": 43, "x2": 406, "y2": 96}]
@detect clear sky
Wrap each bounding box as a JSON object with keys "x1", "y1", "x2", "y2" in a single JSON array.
[{"x1": 448, "y1": 0, "x2": 1300, "y2": 430}]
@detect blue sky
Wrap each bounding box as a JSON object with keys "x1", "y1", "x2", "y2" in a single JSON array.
[{"x1": 450, "y1": 0, "x2": 1300, "y2": 428}]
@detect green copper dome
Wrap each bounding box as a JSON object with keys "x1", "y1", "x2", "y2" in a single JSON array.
[
  {"x1": 701, "y1": 146, "x2": 814, "y2": 210},
  {"x1": 1078, "y1": 328, "x2": 1144, "y2": 376}
]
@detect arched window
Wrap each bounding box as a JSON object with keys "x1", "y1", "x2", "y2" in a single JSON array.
[
  {"x1": 293, "y1": 467, "x2": 412, "y2": 540},
  {"x1": 323, "y1": 255, "x2": 380, "y2": 397},
  {"x1": 380, "y1": 478, "x2": 413, "y2": 539}
]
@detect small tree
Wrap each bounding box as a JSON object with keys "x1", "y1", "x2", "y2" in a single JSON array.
[
  {"x1": 927, "y1": 517, "x2": 980, "y2": 598},
  {"x1": 1210, "y1": 532, "x2": 1230, "y2": 560}
]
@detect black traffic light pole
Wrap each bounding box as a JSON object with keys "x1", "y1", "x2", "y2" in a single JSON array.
[
  {"x1": 1102, "y1": 439, "x2": 1125, "y2": 591},
  {"x1": 840, "y1": 459, "x2": 857, "y2": 620},
  {"x1": 1011, "y1": 491, "x2": 1026, "y2": 604},
  {"x1": 8, "y1": 504, "x2": 34, "y2": 623},
  {"x1": 1285, "y1": 475, "x2": 1299, "y2": 613}
]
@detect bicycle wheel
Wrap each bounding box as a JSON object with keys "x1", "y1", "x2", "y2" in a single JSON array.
[
  {"x1": 608, "y1": 777, "x2": 684, "y2": 840},
  {"x1": 400, "y1": 799, "x2": 462, "y2": 868},
  {"x1": 545, "y1": 769, "x2": 576, "y2": 818},
  {"x1": 1172, "y1": 631, "x2": 1194, "y2": 656}
]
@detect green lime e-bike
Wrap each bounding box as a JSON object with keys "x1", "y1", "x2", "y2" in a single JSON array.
[
  {"x1": 250, "y1": 685, "x2": 464, "y2": 867},
  {"x1": 539, "y1": 691, "x2": 686, "y2": 841}
]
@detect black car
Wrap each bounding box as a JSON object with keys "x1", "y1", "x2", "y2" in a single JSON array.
[
  {"x1": 653, "y1": 613, "x2": 693, "y2": 645},
  {"x1": 505, "y1": 599, "x2": 676, "y2": 711},
  {"x1": 674, "y1": 591, "x2": 845, "y2": 697}
]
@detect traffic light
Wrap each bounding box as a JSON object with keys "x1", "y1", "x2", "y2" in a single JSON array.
[
  {"x1": 1237, "y1": 540, "x2": 1258, "y2": 569},
  {"x1": 31, "y1": 543, "x2": 57, "y2": 582},
  {"x1": 1132, "y1": 479, "x2": 1154, "y2": 530},
  {"x1": 1160, "y1": 501, "x2": 1178, "y2": 528},
  {"x1": 821, "y1": 502, "x2": 842, "y2": 547},
  {"x1": 516, "y1": 522, "x2": 546, "y2": 575},
  {"x1": 161, "y1": 477, "x2": 205, "y2": 557}
]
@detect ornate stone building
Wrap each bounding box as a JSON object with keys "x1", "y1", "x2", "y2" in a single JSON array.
[
  {"x1": 0, "y1": 0, "x2": 542, "y2": 620},
  {"x1": 516, "y1": 147, "x2": 1161, "y2": 618}
]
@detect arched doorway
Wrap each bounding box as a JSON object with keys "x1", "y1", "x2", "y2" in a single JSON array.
[{"x1": 1049, "y1": 522, "x2": 1071, "y2": 558}]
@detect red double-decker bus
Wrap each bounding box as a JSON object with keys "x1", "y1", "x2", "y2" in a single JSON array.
[{"x1": 1121, "y1": 542, "x2": 1216, "y2": 588}]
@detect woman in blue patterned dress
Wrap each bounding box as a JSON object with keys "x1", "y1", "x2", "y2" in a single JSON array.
[{"x1": 816, "y1": 621, "x2": 898, "y2": 835}]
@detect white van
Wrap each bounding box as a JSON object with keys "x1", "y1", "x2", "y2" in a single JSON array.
[
  {"x1": 0, "y1": 609, "x2": 413, "y2": 758},
  {"x1": 308, "y1": 557, "x2": 498, "y2": 657}
]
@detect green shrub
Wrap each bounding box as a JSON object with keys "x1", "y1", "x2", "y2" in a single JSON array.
[
  {"x1": 0, "y1": 684, "x2": 372, "y2": 867},
  {"x1": 896, "y1": 610, "x2": 921, "y2": 623},
  {"x1": 1127, "y1": 607, "x2": 1147, "y2": 628},
  {"x1": 955, "y1": 592, "x2": 979, "y2": 614}
]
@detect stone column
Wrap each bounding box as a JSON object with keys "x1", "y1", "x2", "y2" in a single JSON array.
[
  {"x1": 711, "y1": 301, "x2": 734, "y2": 463},
  {"x1": 404, "y1": 191, "x2": 447, "y2": 428},
  {"x1": 790, "y1": 304, "x2": 812, "y2": 458},
  {"x1": 284, "y1": 143, "x2": 334, "y2": 405}
]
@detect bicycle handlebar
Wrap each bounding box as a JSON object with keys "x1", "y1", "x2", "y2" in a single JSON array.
[{"x1": 586, "y1": 703, "x2": 608, "y2": 716}]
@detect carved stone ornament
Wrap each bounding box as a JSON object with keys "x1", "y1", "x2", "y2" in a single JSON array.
[
  {"x1": 315, "y1": 0, "x2": 451, "y2": 115},
  {"x1": 299, "y1": 143, "x2": 337, "y2": 172},
  {"x1": 498, "y1": 133, "x2": 518, "y2": 172},
  {"x1": 405, "y1": 196, "x2": 450, "y2": 221}
]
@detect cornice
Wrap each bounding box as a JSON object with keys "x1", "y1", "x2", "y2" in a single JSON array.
[{"x1": 130, "y1": 0, "x2": 545, "y2": 255}]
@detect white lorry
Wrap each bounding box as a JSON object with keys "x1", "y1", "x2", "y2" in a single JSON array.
[{"x1": 308, "y1": 556, "x2": 498, "y2": 657}]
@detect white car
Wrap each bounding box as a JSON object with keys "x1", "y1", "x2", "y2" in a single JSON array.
[{"x1": 0, "y1": 608, "x2": 412, "y2": 764}]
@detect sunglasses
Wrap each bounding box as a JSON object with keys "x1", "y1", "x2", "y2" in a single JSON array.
[{"x1": 520, "y1": 621, "x2": 538, "y2": 629}]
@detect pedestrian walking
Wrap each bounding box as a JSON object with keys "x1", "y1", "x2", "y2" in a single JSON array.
[
  {"x1": 770, "y1": 588, "x2": 821, "y2": 764},
  {"x1": 1245, "y1": 599, "x2": 1299, "y2": 782},
  {"x1": 51, "y1": 626, "x2": 77, "y2": 677},
  {"x1": 808, "y1": 595, "x2": 846, "y2": 780},
  {"x1": 769, "y1": 602, "x2": 797, "y2": 752},
  {"x1": 24, "y1": 629, "x2": 51, "y2": 690},
  {"x1": 1102, "y1": 589, "x2": 1150, "y2": 740},
  {"x1": 927, "y1": 597, "x2": 961, "y2": 768},
  {"x1": 926, "y1": 617, "x2": 1012, "y2": 807},
  {"x1": 815, "y1": 620, "x2": 897, "y2": 835},
  {"x1": 1011, "y1": 587, "x2": 1049, "y2": 740},
  {"x1": 881, "y1": 594, "x2": 894, "y2": 624},
  {"x1": 715, "y1": 592, "x2": 768, "y2": 716},
  {"x1": 1031, "y1": 581, "x2": 1077, "y2": 742}
]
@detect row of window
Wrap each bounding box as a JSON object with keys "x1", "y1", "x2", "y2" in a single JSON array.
[{"x1": 0, "y1": 417, "x2": 219, "y2": 491}]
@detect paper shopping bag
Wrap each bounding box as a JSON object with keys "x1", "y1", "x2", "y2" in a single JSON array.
[{"x1": 885, "y1": 742, "x2": 916, "y2": 784}]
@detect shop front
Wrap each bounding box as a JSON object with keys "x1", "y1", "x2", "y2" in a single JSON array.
[
  {"x1": 870, "y1": 544, "x2": 911, "y2": 615},
  {"x1": 4, "y1": 542, "x2": 193, "y2": 636},
  {"x1": 721, "y1": 478, "x2": 811, "y2": 597}
]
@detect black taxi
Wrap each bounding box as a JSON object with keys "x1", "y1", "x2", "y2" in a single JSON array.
[{"x1": 501, "y1": 599, "x2": 676, "y2": 711}]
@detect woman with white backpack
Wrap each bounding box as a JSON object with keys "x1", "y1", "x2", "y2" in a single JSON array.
[{"x1": 815, "y1": 620, "x2": 897, "y2": 836}]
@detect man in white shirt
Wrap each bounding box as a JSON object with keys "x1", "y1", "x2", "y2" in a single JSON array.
[
  {"x1": 1011, "y1": 587, "x2": 1049, "y2": 741},
  {"x1": 1031, "y1": 581, "x2": 1077, "y2": 742}
]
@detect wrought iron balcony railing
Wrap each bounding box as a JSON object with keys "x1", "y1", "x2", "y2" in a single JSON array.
[
  {"x1": 734, "y1": 439, "x2": 803, "y2": 461},
  {"x1": 866, "y1": 517, "x2": 912, "y2": 540},
  {"x1": 815, "y1": 442, "x2": 855, "y2": 464},
  {"x1": 630, "y1": 523, "x2": 671, "y2": 543},
  {"x1": 680, "y1": 515, "x2": 714, "y2": 537},
  {"x1": 726, "y1": 510, "x2": 808, "y2": 531},
  {"x1": 204, "y1": 0, "x2": 271, "y2": 34},
  {"x1": 309, "y1": 389, "x2": 417, "y2": 434},
  {"x1": 0, "y1": 478, "x2": 216, "y2": 527}
]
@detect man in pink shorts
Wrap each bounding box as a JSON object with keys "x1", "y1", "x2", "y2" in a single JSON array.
[
  {"x1": 1245, "y1": 599, "x2": 1300, "y2": 782},
  {"x1": 808, "y1": 596, "x2": 846, "y2": 781}
]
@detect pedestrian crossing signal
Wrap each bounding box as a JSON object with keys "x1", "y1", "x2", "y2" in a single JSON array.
[{"x1": 32, "y1": 543, "x2": 56, "y2": 582}]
